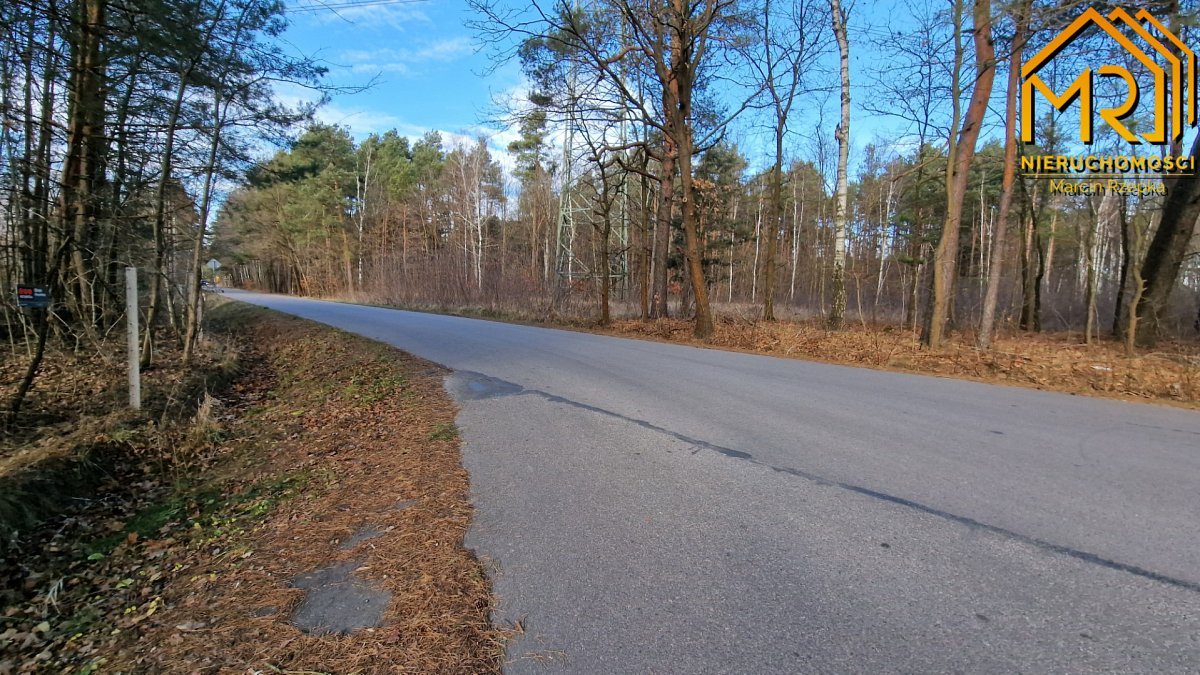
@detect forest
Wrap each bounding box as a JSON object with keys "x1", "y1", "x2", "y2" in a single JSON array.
[
  {"x1": 214, "y1": 0, "x2": 1200, "y2": 352},
  {"x1": 3, "y1": 0, "x2": 1200, "y2": 420},
  {"x1": 0, "y1": 0, "x2": 325, "y2": 418}
]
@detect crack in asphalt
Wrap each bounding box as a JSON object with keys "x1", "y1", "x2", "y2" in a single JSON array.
[{"x1": 449, "y1": 370, "x2": 1200, "y2": 595}]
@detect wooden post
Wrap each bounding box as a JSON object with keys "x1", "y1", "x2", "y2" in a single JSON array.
[{"x1": 126, "y1": 267, "x2": 140, "y2": 409}]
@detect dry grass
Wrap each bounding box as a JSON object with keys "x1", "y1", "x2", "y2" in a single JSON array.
[
  {"x1": 119, "y1": 305, "x2": 505, "y2": 673},
  {"x1": 601, "y1": 317, "x2": 1199, "y2": 406},
  {"x1": 0, "y1": 324, "x2": 238, "y2": 545},
  {"x1": 1, "y1": 303, "x2": 504, "y2": 673},
  {"x1": 0, "y1": 331, "x2": 233, "y2": 476},
  {"x1": 350, "y1": 290, "x2": 1198, "y2": 407}
]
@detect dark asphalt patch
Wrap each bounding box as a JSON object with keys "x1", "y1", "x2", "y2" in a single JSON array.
[
  {"x1": 291, "y1": 560, "x2": 391, "y2": 635},
  {"x1": 447, "y1": 371, "x2": 524, "y2": 400},
  {"x1": 340, "y1": 524, "x2": 384, "y2": 550}
]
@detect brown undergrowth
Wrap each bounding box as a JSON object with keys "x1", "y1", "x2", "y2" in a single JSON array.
[
  {"x1": 603, "y1": 317, "x2": 1199, "y2": 406},
  {"x1": 0, "y1": 322, "x2": 239, "y2": 545},
  {"x1": 1, "y1": 301, "x2": 504, "y2": 673},
  {"x1": 348, "y1": 292, "x2": 1197, "y2": 407}
]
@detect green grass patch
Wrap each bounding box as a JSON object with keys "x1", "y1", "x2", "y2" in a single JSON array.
[
  {"x1": 84, "y1": 485, "x2": 222, "y2": 558},
  {"x1": 342, "y1": 372, "x2": 407, "y2": 404},
  {"x1": 81, "y1": 467, "x2": 312, "y2": 559},
  {"x1": 428, "y1": 424, "x2": 459, "y2": 442}
]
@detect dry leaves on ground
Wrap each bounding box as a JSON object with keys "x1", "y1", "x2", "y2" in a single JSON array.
[
  {"x1": 604, "y1": 317, "x2": 1198, "y2": 406},
  {"x1": 1, "y1": 303, "x2": 504, "y2": 674}
]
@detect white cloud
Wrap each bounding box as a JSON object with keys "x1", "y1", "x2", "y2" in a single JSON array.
[
  {"x1": 293, "y1": 3, "x2": 430, "y2": 31},
  {"x1": 272, "y1": 81, "x2": 318, "y2": 113},
  {"x1": 316, "y1": 105, "x2": 406, "y2": 134},
  {"x1": 410, "y1": 36, "x2": 473, "y2": 62},
  {"x1": 349, "y1": 62, "x2": 411, "y2": 75},
  {"x1": 489, "y1": 75, "x2": 535, "y2": 114},
  {"x1": 460, "y1": 123, "x2": 519, "y2": 157},
  {"x1": 273, "y1": 82, "x2": 404, "y2": 135},
  {"x1": 331, "y1": 38, "x2": 474, "y2": 79},
  {"x1": 341, "y1": 40, "x2": 471, "y2": 65}
]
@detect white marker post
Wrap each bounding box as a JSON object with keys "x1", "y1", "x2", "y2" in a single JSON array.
[{"x1": 126, "y1": 267, "x2": 140, "y2": 410}]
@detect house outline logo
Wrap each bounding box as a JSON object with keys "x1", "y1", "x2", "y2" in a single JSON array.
[{"x1": 1021, "y1": 7, "x2": 1196, "y2": 146}]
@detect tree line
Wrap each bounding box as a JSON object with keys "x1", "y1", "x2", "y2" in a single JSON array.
[
  {"x1": 7, "y1": 0, "x2": 1195, "y2": 428},
  {"x1": 219, "y1": 0, "x2": 1199, "y2": 353},
  {"x1": 0, "y1": 0, "x2": 323, "y2": 421}
]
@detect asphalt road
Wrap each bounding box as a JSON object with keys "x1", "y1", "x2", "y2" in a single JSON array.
[{"x1": 229, "y1": 290, "x2": 1200, "y2": 673}]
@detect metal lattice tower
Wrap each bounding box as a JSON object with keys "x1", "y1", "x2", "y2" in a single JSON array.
[
  {"x1": 556, "y1": 60, "x2": 588, "y2": 284},
  {"x1": 556, "y1": 107, "x2": 577, "y2": 283},
  {"x1": 556, "y1": 0, "x2": 633, "y2": 291},
  {"x1": 613, "y1": 108, "x2": 630, "y2": 295}
]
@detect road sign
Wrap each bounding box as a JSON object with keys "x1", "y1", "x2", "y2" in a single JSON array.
[
  {"x1": 16, "y1": 285, "x2": 49, "y2": 309},
  {"x1": 206, "y1": 259, "x2": 221, "y2": 271}
]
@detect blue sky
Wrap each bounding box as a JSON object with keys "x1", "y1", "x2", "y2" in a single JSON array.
[
  {"x1": 278, "y1": 0, "x2": 527, "y2": 154},
  {"x1": 275, "y1": 2, "x2": 1200, "y2": 183},
  {"x1": 275, "y1": 0, "x2": 956, "y2": 183},
  {"x1": 276, "y1": 0, "x2": 900, "y2": 180}
]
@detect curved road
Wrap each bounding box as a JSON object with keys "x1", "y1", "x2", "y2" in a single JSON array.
[{"x1": 230, "y1": 290, "x2": 1200, "y2": 673}]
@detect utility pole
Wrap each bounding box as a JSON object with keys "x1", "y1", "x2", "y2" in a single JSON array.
[{"x1": 126, "y1": 267, "x2": 141, "y2": 410}]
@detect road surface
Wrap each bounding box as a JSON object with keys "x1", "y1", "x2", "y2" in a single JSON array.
[{"x1": 230, "y1": 290, "x2": 1200, "y2": 673}]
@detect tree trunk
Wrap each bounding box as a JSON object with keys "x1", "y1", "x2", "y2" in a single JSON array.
[
  {"x1": 676, "y1": 130, "x2": 712, "y2": 337},
  {"x1": 142, "y1": 75, "x2": 190, "y2": 367},
  {"x1": 183, "y1": 89, "x2": 226, "y2": 364},
  {"x1": 927, "y1": 0, "x2": 995, "y2": 348},
  {"x1": 640, "y1": 167, "x2": 652, "y2": 319},
  {"x1": 1134, "y1": 132, "x2": 1200, "y2": 346},
  {"x1": 828, "y1": 0, "x2": 850, "y2": 329},
  {"x1": 978, "y1": 0, "x2": 1029, "y2": 349},
  {"x1": 1019, "y1": 184, "x2": 1040, "y2": 331},
  {"x1": 1112, "y1": 193, "x2": 1131, "y2": 337},
  {"x1": 790, "y1": 175, "x2": 802, "y2": 302},
  {"x1": 600, "y1": 209, "x2": 612, "y2": 326},
  {"x1": 664, "y1": 0, "x2": 713, "y2": 339},
  {"x1": 62, "y1": 0, "x2": 107, "y2": 327},
  {"x1": 1084, "y1": 201, "x2": 1099, "y2": 344},
  {"x1": 652, "y1": 145, "x2": 674, "y2": 318},
  {"x1": 751, "y1": 191, "x2": 762, "y2": 302},
  {"x1": 762, "y1": 151, "x2": 781, "y2": 319}
]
